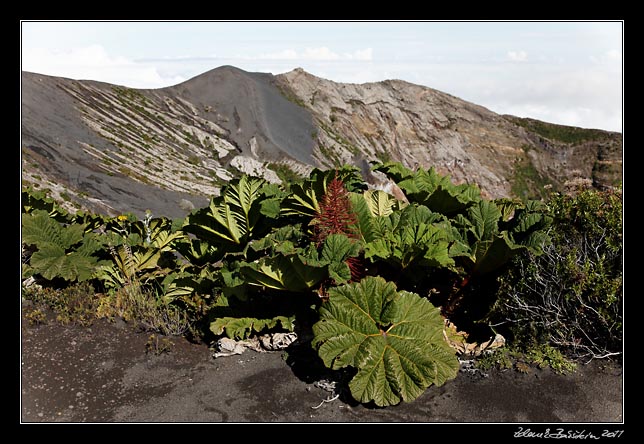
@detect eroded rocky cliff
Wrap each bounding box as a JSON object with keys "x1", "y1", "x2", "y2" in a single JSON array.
[
  {"x1": 277, "y1": 68, "x2": 622, "y2": 199},
  {"x1": 21, "y1": 66, "x2": 622, "y2": 217}
]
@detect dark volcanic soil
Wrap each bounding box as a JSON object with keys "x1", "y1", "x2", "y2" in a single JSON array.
[{"x1": 20, "y1": 304, "x2": 623, "y2": 424}]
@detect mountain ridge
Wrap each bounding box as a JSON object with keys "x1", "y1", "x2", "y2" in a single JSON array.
[{"x1": 21, "y1": 66, "x2": 622, "y2": 218}]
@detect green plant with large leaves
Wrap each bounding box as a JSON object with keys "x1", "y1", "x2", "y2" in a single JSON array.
[
  {"x1": 364, "y1": 204, "x2": 454, "y2": 272},
  {"x1": 281, "y1": 176, "x2": 324, "y2": 219},
  {"x1": 98, "y1": 216, "x2": 183, "y2": 289},
  {"x1": 373, "y1": 162, "x2": 481, "y2": 215},
  {"x1": 22, "y1": 187, "x2": 71, "y2": 223},
  {"x1": 158, "y1": 266, "x2": 218, "y2": 301},
  {"x1": 240, "y1": 250, "x2": 328, "y2": 293},
  {"x1": 362, "y1": 189, "x2": 403, "y2": 217},
  {"x1": 442, "y1": 199, "x2": 552, "y2": 318},
  {"x1": 209, "y1": 294, "x2": 296, "y2": 340},
  {"x1": 312, "y1": 276, "x2": 459, "y2": 407},
  {"x1": 448, "y1": 199, "x2": 551, "y2": 277},
  {"x1": 348, "y1": 189, "x2": 408, "y2": 243},
  {"x1": 22, "y1": 210, "x2": 107, "y2": 282},
  {"x1": 21, "y1": 162, "x2": 562, "y2": 397},
  {"x1": 237, "y1": 233, "x2": 361, "y2": 294},
  {"x1": 182, "y1": 176, "x2": 280, "y2": 258},
  {"x1": 211, "y1": 232, "x2": 363, "y2": 340}
]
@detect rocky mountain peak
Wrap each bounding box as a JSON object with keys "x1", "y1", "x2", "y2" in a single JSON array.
[{"x1": 21, "y1": 66, "x2": 622, "y2": 218}]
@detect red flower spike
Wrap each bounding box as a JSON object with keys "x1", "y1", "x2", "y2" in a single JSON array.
[
  {"x1": 313, "y1": 173, "x2": 359, "y2": 245},
  {"x1": 312, "y1": 172, "x2": 364, "y2": 283}
]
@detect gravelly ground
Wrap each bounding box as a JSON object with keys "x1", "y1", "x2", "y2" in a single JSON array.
[{"x1": 20, "y1": 304, "x2": 623, "y2": 424}]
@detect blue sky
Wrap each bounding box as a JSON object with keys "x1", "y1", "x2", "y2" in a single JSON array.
[{"x1": 21, "y1": 21, "x2": 623, "y2": 131}]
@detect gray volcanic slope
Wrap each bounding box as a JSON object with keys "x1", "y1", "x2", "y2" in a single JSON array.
[
  {"x1": 165, "y1": 66, "x2": 316, "y2": 164},
  {"x1": 21, "y1": 66, "x2": 317, "y2": 218},
  {"x1": 21, "y1": 73, "x2": 210, "y2": 218}
]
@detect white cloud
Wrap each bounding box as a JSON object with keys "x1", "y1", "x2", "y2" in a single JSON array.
[
  {"x1": 258, "y1": 49, "x2": 298, "y2": 60},
  {"x1": 468, "y1": 67, "x2": 622, "y2": 131},
  {"x1": 302, "y1": 47, "x2": 340, "y2": 60},
  {"x1": 21, "y1": 45, "x2": 185, "y2": 88},
  {"x1": 507, "y1": 50, "x2": 528, "y2": 62},
  {"x1": 497, "y1": 102, "x2": 621, "y2": 132},
  {"x1": 253, "y1": 47, "x2": 373, "y2": 62}
]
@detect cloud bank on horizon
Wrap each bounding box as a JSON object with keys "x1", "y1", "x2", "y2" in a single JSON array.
[{"x1": 21, "y1": 21, "x2": 622, "y2": 132}]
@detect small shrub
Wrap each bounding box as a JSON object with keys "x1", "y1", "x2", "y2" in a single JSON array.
[
  {"x1": 475, "y1": 345, "x2": 576, "y2": 375},
  {"x1": 145, "y1": 334, "x2": 174, "y2": 355},
  {"x1": 22, "y1": 282, "x2": 100, "y2": 327},
  {"x1": 475, "y1": 349, "x2": 514, "y2": 372},
  {"x1": 23, "y1": 306, "x2": 47, "y2": 325},
  {"x1": 525, "y1": 344, "x2": 577, "y2": 374},
  {"x1": 97, "y1": 284, "x2": 190, "y2": 336},
  {"x1": 489, "y1": 186, "x2": 622, "y2": 361}
]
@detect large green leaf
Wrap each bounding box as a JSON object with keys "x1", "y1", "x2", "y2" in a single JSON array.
[
  {"x1": 240, "y1": 254, "x2": 326, "y2": 292},
  {"x1": 225, "y1": 175, "x2": 265, "y2": 230},
  {"x1": 183, "y1": 200, "x2": 241, "y2": 245},
  {"x1": 319, "y1": 234, "x2": 360, "y2": 263},
  {"x1": 450, "y1": 198, "x2": 552, "y2": 275},
  {"x1": 363, "y1": 190, "x2": 399, "y2": 217},
  {"x1": 495, "y1": 198, "x2": 521, "y2": 222},
  {"x1": 444, "y1": 221, "x2": 473, "y2": 260},
  {"x1": 182, "y1": 176, "x2": 271, "y2": 252},
  {"x1": 29, "y1": 244, "x2": 98, "y2": 282},
  {"x1": 173, "y1": 237, "x2": 218, "y2": 266},
  {"x1": 471, "y1": 232, "x2": 524, "y2": 275},
  {"x1": 312, "y1": 277, "x2": 459, "y2": 406},
  {"x1": 208, "y1": 294, "x2": 296, "y2": 340},
  {"x1": 210, "y1": 315, "x2": 295, "y2": 340},
  {"x1": 249, "y1": 224, "x2": 305, "y2": 255},
  {"x1": 241, "y1": 233, "x2": 361, "y2": 291},
  {"x1": 281, "y1": 183, "x2": 321, "y2": 218},
  {"x1": 372, "y1": 162, "x2": 415, "y2": 183},
  {"x1": 364, "y1": 206, "x2": 454, "y2": 270},
  {"x1": 259, "y1": 198, "x2": 282, "y2": 219},
  {"x1": 425, "y1": 183, "x2": 481, "y2": 215},
  {"x1": 158, "y1": 265, "x2": 219, "y2": 301},
  {"x1": 22, "y1": 210, "x2": 84, "y2": 250},
  {"x1": 468, "y1": 200, "x2": 501, "y2": 242},
  {"x1": 280, "y1": 168, "x2": 335, "y2": 219},
  {"x1": 348, "y1": 192, "x2": 377, "y2": 244},
  {"x1": 374, "y1": 164, "x2": 481, "y2": 215},
  {"x1": 320, "y1": 234, "x2": 362, "y2": 285},
  {"x1": 22, "y1": 188, "x2": 71, "y2": 223},
  {"x1": 22, "y1": 210, "x2": 104, "y2": 282}
]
